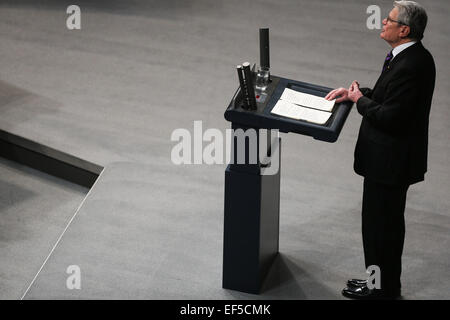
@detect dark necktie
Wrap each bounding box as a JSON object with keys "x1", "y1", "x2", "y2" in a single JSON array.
[{"x1": 382, "y1": 50, "x2": 393, "y2": 72}]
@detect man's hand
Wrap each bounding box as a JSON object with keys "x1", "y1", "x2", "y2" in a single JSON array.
[
  {"x1": 325, "y1": 87, "x2": 350, "y2": 103},
  {"x1": 348, "y1": 80, "x2": 363, "y2": 103}
]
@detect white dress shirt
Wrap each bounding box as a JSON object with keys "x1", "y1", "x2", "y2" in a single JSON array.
[{"x1": 392, "y1": 41, "x2": 417, "y2": 60}]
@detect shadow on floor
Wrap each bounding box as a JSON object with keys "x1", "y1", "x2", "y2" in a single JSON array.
[
  {"x1": 0, "y1": 80, "x2": 61, "y2": 125},
  {"x1": 0, "y1": 179, "x2": 36, "y2": 213}
]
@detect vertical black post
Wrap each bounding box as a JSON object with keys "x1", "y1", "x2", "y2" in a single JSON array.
[
  {"x1": 259, "y1": 28, "x2": 270, "y2": 70},
  {"x1": 222, "y1": 124, "x2": 280, "y2": 294}
]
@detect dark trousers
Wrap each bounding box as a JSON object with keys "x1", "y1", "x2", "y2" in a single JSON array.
[{"x1": 362, "y1": 178, "x2": 409, "y2": 293}]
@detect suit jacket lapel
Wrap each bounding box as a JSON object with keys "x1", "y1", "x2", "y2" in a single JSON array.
[
  {"x1": 372, "y1": 42, "x2": 422, "y2": 93},
  {"x1": 386, "y1": 41, "x2": 422, "y2": 72}
]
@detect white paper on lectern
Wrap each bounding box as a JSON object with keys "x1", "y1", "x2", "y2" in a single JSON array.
[
  {"x1": 271, "y1": 100, "x2": 332, "y2": 125},
  {"x1": 280, "y1": 88, "x2": 335, "y2": 112}
]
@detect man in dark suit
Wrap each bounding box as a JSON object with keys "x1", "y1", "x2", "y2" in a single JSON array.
[{"x1": 325, "y1": 1, "x2": 435, "y2": 299}]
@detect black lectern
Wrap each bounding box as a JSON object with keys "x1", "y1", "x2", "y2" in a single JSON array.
[{"x1": 222, "y1": 74, "x2": 353, "y2": 294}]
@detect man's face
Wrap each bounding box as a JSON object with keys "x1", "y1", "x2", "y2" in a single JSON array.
[{"x1": 380, "y1": 7, "x2": 407, "y2": 44}]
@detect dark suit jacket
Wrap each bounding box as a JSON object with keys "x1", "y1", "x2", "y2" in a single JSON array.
[{"x1": 354, "y1": 42, "x2": 436, "y2": 185}]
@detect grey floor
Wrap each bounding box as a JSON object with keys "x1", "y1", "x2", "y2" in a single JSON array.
[
  {"x1": 0, "y1": 157, "x2": 88, "y2": 300},
  {"x1": 0, "y1": 0, "x2": 449, "y2": 299}
]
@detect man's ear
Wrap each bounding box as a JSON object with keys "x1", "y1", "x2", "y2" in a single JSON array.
[{"x1": 400, "y1": 25, "x2": 411, "y2": 38}]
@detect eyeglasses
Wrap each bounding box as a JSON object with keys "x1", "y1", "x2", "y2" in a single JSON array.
[{"x1": 385, "y1": 16, "x2": 408, "y2": 26}]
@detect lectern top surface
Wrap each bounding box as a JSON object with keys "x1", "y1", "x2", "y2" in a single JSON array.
[{"x1": 224, "y1": 75, "x2": 353, "y2": 143}]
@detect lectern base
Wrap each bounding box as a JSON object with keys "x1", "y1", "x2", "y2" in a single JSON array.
[{"x1": 222, "y1": 144, "x2": 281, "y2": 294}]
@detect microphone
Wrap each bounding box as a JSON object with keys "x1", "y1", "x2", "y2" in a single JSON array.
[{"x1": 242, "y1": 62, "x2": 257, "y2": 110}]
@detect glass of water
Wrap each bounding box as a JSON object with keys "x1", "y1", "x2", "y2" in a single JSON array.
[{"x1": 255, "y1": 67, "x2": 270, "y2": 92}]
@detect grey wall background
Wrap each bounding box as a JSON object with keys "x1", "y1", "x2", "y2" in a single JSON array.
[{"x1": 0, "y1": 0, "x2": 448, "y2": 299}]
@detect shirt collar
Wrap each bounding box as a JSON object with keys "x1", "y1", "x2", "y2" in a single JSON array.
[{"x1": 392, "y1": 41, "x2": 417, "y2": 59}]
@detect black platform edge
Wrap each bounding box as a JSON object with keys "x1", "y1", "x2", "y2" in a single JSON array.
[{"x1": 0, "y1": 129, "x2": 103, "y2": 188}]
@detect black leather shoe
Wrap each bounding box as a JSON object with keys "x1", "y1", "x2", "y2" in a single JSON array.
[
  {"x1": 342, "y1": 286, "x2": 401, "y2": 300},
  {"x1": 347, "y1": 279, "x2": 367, "y2": 288}
]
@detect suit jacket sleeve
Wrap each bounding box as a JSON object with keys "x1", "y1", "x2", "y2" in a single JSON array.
[
  {"x1": 360, "y1": 87, "x2": 372, "y2": 98},
  {"x1": 356, "y1": 70, "x2": 418, "y2": 134}
]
